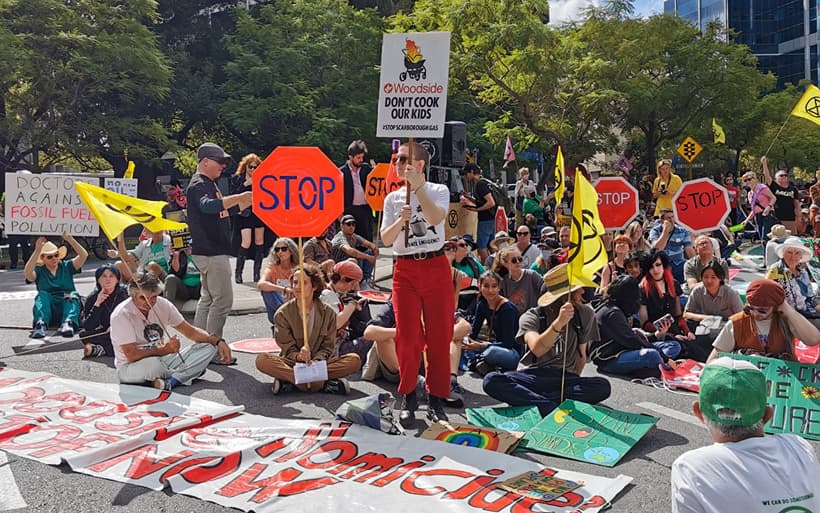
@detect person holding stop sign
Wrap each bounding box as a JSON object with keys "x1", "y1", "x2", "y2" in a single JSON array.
[{"x1": 380, "y1": 141, "x2": 454, "y2": 427}]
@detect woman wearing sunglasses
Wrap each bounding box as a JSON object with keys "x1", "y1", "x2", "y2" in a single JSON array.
[
  {"x1": 708, "y1": 278, "x2": 820, "y2": 362},
  {"x1": 492, "y1": 246, "x2": 545, "y2": 314},
  {"x1": 257, "y1": 237, "x2": 298, "y2": 325},
  {"x1": 230, "y1": 153, "x2": 267, "y2": 284},
  {"x1": 25, "y1": 234, "x2": 88, "y2": 338},
  {"x1": 740, "y1": 170, "x2": 777, "y2": 242}
]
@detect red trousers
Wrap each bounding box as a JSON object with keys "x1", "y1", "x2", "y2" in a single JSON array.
[{"x1": 392, "y1": 254, "x2": 455, "y2": 398}]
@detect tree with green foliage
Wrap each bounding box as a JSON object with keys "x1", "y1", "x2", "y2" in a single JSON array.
[{"x1": 0, "y1": 0, "x2": 171, "y2": 177}]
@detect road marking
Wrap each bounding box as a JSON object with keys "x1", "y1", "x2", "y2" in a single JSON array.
[
  {"x1": 636, "y1": 402, "x2": 702, "y2": 427},
  {"x1": 0, "y1": 291, "x2": 37, "y2": 302},
  {"x1": 0, "y1": 452, "x2": 26, "y2": 511}
]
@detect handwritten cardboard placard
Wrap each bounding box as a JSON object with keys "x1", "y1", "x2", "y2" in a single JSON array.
[
  {"x1": 466, "y1": 405, "x2": 543, "y2": 434},
  {"x1": 521, "y1": 400, "x2": 658, "y2": 467},
  {"x1": 420, "y1": 422, "x2": 523, "y2": 454},
  {"x1": 103, "y1": 177, "x2": 138, "y2": 197},
  {"x1": 724, "y1": 353, "x2": 820, "y2": 441},
  {"x1": 5, "y1": 174, "x2": 99, "y2": 236}
]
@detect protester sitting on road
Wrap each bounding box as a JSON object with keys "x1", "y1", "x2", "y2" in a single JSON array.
[
  {"x1": 484, "y1": 231, "x2": 514, "y2": 268},
  {"x1": 600, "y1": 235, "x2": 633, "y2": 290},
  {"x1": 592, "y1": 275, "x2": 681, "y2": 377},
  {"x1": 648, "y1": 209, "x2": 694, "y2": 282},
  {"x1": 708, "y1": 278, "x2": 820, "y2": 362},
  {"x1": 492, "y1": 246, "x2": 546, "y2": 314},
  {"x1": 764, "y1": 224, "x2": 791, "y2": 267},
  {"x1": 332, "y1": 214, "x2": 378, "y2": 288},
  {"x1": 303, "y1": 227, "x2": 335, "y2": 279},
  {"x1": 639, "y1": 250, "x2": 694, "y2": 351},
  {"x1": 681, "y1": 262, "x2": 743, "y2": 362},
  {"x1": 319, "y1": 259, "x2": 372, "y2": 362},
  {"x1": 163, "y1": 249, "x2": 202, "y2": 309},
  {"x1": 624, "y1": 251, "x2": 645, "y2": 279},
  {"x1": 257, "y1": 237, "x2": 298, "y2": 324},
  {"x1": 651, "y1": 159, "x2": 682, "y2": 218},
  {"x1": 683, "y1": 235, "x2": 729, "y2": 294},
  {"x1": 765, "y1": 236, "x2": 820, "y2": 328},
  {"x1": 463, "y1": 271, "x2": 522, "y2": 375},
  {"x1": 108, "y1": 228, "x2": 173, "y2": 283},
  {"x1": 530, "y1": 240, "x2": 562, "y2": 276},
  {"x1": 483, "y1": 263, "x2": 611, "y2": 416},
  {"x1": 452, "y1": 234, "x2": 485, "y2": 280},
  {"x1": 25, "y1": 235, "x2": 88, "y2": 338},
  {"x1": 79, "y1": 264, "x2": 129, "y2": 358},
  {"x1": 624, "y1": 220, "x2": 650, "y2": 253},
  {"x1": 513, "y1": 224, "x2": 541, "y2": 268},
  {"x1": 361, "y1": 300, "x2": 472, "y2": 409},
  {"x1": 671, "y1": 357, "x2": 820, "y2": 513},
  {"x1": 256, "y1": 265, "x2": 360, "y2": 395},
  {"x1": 741, "y1": 170, "x2": 777, "y2": 242},
  {"x1": 110, "y1": 272, "x2": 233, "y2": 391}
]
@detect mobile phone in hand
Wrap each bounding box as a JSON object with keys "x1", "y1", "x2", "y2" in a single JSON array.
[{"x1": 653, "y1": 313, "x2": 674, "y2": 330}]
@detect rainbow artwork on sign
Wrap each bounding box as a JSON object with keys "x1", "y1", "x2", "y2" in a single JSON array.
[{"x1": 420, "y1": 422, "x2": 523, "y2": 454}]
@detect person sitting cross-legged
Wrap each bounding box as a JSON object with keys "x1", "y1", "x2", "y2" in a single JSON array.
[
  {"x1": 110, "y1": 272, "x2": 233, "y2": 391},
  {"x1": 80, "y1": 264, "x2": 129, "y2": 358},
  {"x1": 256, "y1": 264, "x2": 361, "y2": 395},
  {"x1": 482, "y1": 264, "x2": 611, "y2": 416}
]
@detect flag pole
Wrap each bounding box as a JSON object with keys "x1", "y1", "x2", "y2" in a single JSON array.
[
  {"x1": 764, "y1": 115, "x2": 791, "y2": 157},
  {"x1": 298, "y1": 237, "x2": 310, "y2": 353}
]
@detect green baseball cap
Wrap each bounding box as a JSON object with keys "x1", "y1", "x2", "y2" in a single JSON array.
[{"x1": 699, "y1": 357, "x2": 767, "y2": 427}]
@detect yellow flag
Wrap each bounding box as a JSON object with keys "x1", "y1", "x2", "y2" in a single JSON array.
[
  {"x1": 712, "y1": 118, "x2": 726, "y2": 144},
  {"x1": 553, "y1": 146, "x2": 565, "y2": 205},
  {"x1": 790, "y1": 84, "x2": 820, "y2": 127},
  {"x1": 567, "y1": 172, "x2": 607, "y2": 288},
  {"x1": 123, "y1": 161, "x2": 135, "y2": 179},
  {"x1": 75, "y1": 182, "x2": 188, "y2": 241}
]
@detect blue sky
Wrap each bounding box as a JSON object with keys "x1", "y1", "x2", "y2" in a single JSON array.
[{"x1": 549, "y1": 0, "x2": 663, "y2": 26}]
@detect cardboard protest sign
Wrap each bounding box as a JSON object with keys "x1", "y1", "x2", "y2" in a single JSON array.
[
  {"x1": 420, "y1": 422, "x2": 523, "y2": 454},
  {"x1": 5, "y1": 174, "x2": 99, "y2": 236},
  {"x1": 466, "y1": 405, "x2": 542, "y2": 434},
  {"x1": 521, "y1": 400, "x2": 658, "y2": 467},
  {"x1": 0, "y1": 368, "x2": 633, "y2": 513},
  {"x1": 228, "y1": 338, "x2": 281, "y2": 354},
  {"x1": 725, "y1": 353, "x2": 820, "y2": 440},
  {"x1": 499, "y1": 471, "x2": 582, "y2": 502},
  {"x1": 376, "y1": 32, "x2": 451, "y2": 139},
  {"x1": 103, "y1": 177, "x2": 138, "y2": 197}
]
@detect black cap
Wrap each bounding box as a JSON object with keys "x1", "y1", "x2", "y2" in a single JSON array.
[{"x1": 197, "y1": 142, "x2": 231, "y2": 162}]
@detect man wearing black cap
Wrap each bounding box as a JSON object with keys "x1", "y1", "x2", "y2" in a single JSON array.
[
  {"x1": 331, "y1": 213, "x2": 378, "y2": 286},
  {"x1": 186, "y1": 142, "x2": 253, "y2": 339}
]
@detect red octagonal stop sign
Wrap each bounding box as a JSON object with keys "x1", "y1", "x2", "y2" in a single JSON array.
[
  {"x1": 252, "y1": 146, "x2": 343, "y2": 238},
  {"x1": 594, "y1": 176, "x2": 639, "y2": 231},
  {"x1": 672, "y1": 178, "x2": 729, "y2": 233}
]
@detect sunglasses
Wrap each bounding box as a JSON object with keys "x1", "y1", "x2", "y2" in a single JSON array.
[
  {"x1": 457, "y1": 242, "x2": 469, "y2": 248},
  {"x1": 516, "y1": 231, "x2": 530, "y2": 236},
  {"x1": 396, "y1": 156, "x2": 409, "y2": 164},
  {"x1": 343, "y1": 222, "x2": 356, "y2": 226},
  {"x1": 508, "y1": 256, "x2": 523, "y2": 264},
  {"x1": 247, "y1": 164, "x2": 258, "y2": 170},
  {"x1": 341, "y1": 277, "x2": 358, "y2": 283},
  {"x1": 43, "y1": 254, "x2": 58, "y2": 260},
  {"x1": 444, "y1": 245, "x2": 457, "y2": 252},
  {"x1": 747, "y1": 305, "x2": 773, "y2": 314},
  {"x1": 274, "y1": 247, "x2": 289, "y2": 252}
]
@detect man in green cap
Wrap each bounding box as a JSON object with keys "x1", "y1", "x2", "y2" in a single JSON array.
[{"x1": 671, "y1": 356, "x2": 820, "y2": 512}]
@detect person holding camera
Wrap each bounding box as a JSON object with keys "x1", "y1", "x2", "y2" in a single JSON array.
[
  {"x1": 320, "y1": 259, "x2": 372, "y2": 362},
  {"x1": 651, "y1": 159, "x2": 682, "y2": 218}
]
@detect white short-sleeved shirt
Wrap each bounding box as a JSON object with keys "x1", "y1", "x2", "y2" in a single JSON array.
[
  {"x1": 110, "y1": 296, "x2": 184, "y2": 368},
  {"x1": 381, "y1": 183, "x2": 449, "y2": 255},
  {"x1": 671, "y1": 434, "x2": 820, "y2": 513}
]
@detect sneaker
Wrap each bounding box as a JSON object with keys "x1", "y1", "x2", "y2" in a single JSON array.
[
  {"x1": 444, "y1": 377, "x2": 464, "y2": 408},
  {"x1": 152, "y1": 378, "x2": 172, "y2": 392},
  {"x1": 399, "y1": 391, "x2": 419, "y2": 428},
  {"x1": 271, "y1": 378, "x2": 294, "y2": 395},
  {"x1": 83, "y1": 344, "x2": 106, "y2": 359},
  {"x1": 59, "y1": 320, "x2": 74, "y2": 338},
  {"x1": 32, "y1": 320, "x2": 46, "y2": 339},
  {"x1": 322, "y1": 378, "x2": 350, "y2": 395},
  {"x1": 427, "y1": 395, "x2": 449, "y2": 423}
]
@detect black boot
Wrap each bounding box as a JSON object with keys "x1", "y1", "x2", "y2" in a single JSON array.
[
  {"x1": 427, "y1": 395, "x2": 448, "y2": 424},
  {"x1": 235, "y1": 248, "x2": 248, "y2": 284},
  {"x1": 253, "y1": 244, "x2": 264, "y2": 283},
  {"x1": 399, "y1": 391, "x2": 419, "y2": 428}
]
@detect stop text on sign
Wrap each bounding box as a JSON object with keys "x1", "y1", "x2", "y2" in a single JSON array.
[
  {"x1": 256, "y1": 176, "x2": 337, "y2": 211},
  {"x1": 675, "y1": 189, "x2": 723, "y2": 211},
  {"x1": 598, "y1": 192, "x2": 633, "y2": 206}
]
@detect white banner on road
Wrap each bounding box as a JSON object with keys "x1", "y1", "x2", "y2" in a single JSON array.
[
  {"x1": 4, "y1": 174, "x2": 99, "y2": 236},
  {"x1": 0, "y1": 368, "x2": 631, "y2": 513},
  {"x1": 376, "y1": 32, "x2": 450, "y2": 139},
  {"x1": 103, "y1": 177, "x2": 138, "y2": 197}
]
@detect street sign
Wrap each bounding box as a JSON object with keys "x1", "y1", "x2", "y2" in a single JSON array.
[
  {"x1": 594, "y1": 177, "x2": 639, "y2": 231},
  {"x1": 672, "y1": 178, "x2": 730, "y2": 233},
  {"x1": 252, "y1": 147, "x2": 343, "y2": 238},
  {"x1": 676, "y1": 136, "x2": 703, "y2": 163},
  {"x1": 365, "y1": 163, "x2": 401, "y2": 212},
  {"x1": 376, "y1": 32, "x2": 451, "y2": 139}
]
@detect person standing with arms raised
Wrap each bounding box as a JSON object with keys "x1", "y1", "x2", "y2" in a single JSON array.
[
  {"x1": 380, "y1": 141, "x2": 454, "y2": 426},
  {"x1": 186, "y1": 143, "x2": 252, "y2": 339}
]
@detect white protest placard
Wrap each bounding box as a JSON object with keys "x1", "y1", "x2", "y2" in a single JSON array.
[
  {"x1": 376, "y1": 32, "x2": 451, "y2": 139},
  {"x1": 104, "y1": 177, "x2": 138, "y2": 197},
  {"x1": 4, "y1": 174, "x2": 99, "y2": 236}
]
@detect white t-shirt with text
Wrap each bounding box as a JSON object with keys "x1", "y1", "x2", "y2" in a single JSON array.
[{"x1": 381, "y1": 183, "x2": 449, "y2": 256}]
